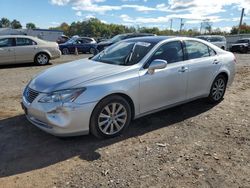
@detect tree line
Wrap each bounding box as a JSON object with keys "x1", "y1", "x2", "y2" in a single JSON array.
[
  {"x1": 1, "y1": 17, "x2": 250, "y2": 38},
  {"x1": 49, "y1": 18, "x2": 250, "y2": 38},
  {"x1": 0, "y1": 17, "x2": 36, "y2": 29}
]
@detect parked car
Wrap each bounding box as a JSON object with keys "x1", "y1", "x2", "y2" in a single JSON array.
[
  {"x1": 22, "y1": 36, "x2": 235, "y2": 138},
  {"x1": 56, "y1": 35, "x2": 69, "y2": 44},
  {"x1": 230, "y1": 38, "x2": 250, "y2": 53},
  {"x1": 0, "y1": 35, "x2": 61, "y2": 65},
  {"x1": 59, "y1": 37, "x2": 97, "y2": 54},
  {"x1": 196, "y1": 35, "x2": 227, "y2": 50},
  {"x1": 96, "y1": 33, "x2": 156, "y2": 52}
]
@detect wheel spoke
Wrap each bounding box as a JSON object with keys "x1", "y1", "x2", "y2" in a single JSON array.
[
  {"x1": 99, "y1": 119, "x2": 109, "y2": 127},
  {"x1": 99, "y1": 113, "x2": 110, "y2": 119},
  {"x1": 112, "y1": 103, "x2": 116, "y2": 114},
  {"x1": 114, "y1": 121, "x2": 121, "y2": 130},
  {"x1": 117, "y1": 118, "x2": 126, "y2": 124},
  {"x1": 110, "y1": 123, "x2": 114, "y2": 133},
  {"x1": 115, "y1": 112, "x2": 126, "y2": 118},
  {"x1": 103, "y1": 121, "x2": 112, "y2": 133},
  {"x1": 104, "y1": 106, "x2": 111, "y2": 115},
  {"x1": 115, "y1": 105, "x2": 123, "y2": 114}
]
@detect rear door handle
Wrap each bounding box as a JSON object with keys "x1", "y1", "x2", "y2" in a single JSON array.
[
  {"x1": 213, "y1": 59, "x2": 220, "y2": 64},
  {"x1": 178, "y1": 66, "x2": 188, "y2": 73}
]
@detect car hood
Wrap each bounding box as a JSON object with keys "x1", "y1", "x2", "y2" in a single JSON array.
[{"x1": 29, "y1": 59, "x2": 129, "y2": 93}]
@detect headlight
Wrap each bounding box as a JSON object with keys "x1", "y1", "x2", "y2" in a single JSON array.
[{"x1": 39, "y1": 88, "x2": 86, "y2": 103}]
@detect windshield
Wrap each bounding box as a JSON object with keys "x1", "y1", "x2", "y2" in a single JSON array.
[
  {"x1": 109, "y1": 34, "x2": 126, "y2": 43},
  {"x1": 92, "y1": 41, "x2": 155, "y2": 66},
  {"x1": 65, "y1": 37, "x2": 79, "y2": 44},
  {"x1": 236, "y1": 39, "x2": 249, "y2": 43}
]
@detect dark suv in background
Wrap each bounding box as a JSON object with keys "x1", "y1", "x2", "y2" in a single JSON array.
[
  {"x1": 230, "y1": 38, "x2": 250, "y2": 53},
  {"x1": 96, "y1": 33, "x2": 155, "y2": 52}
]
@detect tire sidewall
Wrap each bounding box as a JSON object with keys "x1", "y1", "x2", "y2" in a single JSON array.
[{"x1": 90, "y1": 95, "x2": 132, "y2": 139}]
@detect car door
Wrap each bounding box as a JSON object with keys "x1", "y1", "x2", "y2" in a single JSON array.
[
  {"x1": 139, "y1": 41, "x2": 188, "y2": 114},
  {"x1": 184, "y1": 40, "x2": 221, "y2": 99},
  {"x1": 72, "y1": 39, "x2": 85, "y2": 53},
  {"x1": 0, "y1": 38, "x2": 15, "y2": 65},
  {"x1": 14, "y1": 37, "x2": 38, "y2": 63}
]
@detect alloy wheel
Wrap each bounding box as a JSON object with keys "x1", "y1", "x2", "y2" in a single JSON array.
[
  {"x1": 211, "y1": 78, "x2": 225, "y2": 101},
  {"x1": 37, "y1": 54, "x2": 49, "y2": 65},
  {"x1": 98, "y1": 102, "x2": 127, "y2": 135}
]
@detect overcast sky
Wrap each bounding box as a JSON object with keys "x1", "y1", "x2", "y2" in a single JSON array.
[{"x1": 1, "y1": 0, "x2": 250, "y2": 32}]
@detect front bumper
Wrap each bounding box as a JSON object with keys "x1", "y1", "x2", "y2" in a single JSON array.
[{"x1": 21, "y1": 95, "x2": 97, "y2": 136}]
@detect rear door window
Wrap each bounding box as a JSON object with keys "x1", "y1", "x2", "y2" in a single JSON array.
[
  {"x1": 0, "y1": 38, "x2": 14, "y2": 47},
  {"x1": 16, "y1": 38, "x2": 37, "y2": 46},
  {"x1": 185, "y1": 40, "x2": 210, "y2": 60}
]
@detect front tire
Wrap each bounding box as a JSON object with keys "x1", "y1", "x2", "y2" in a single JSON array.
[
  {"x1": 208, "y1": 75, "x2": 227, "y2": 103},
  {"x1": 35, "y1": 53, "x2": 50, "y2": 65},
  {"x1": 90, "y1": 95, "x2": 132, "y2": 139}
]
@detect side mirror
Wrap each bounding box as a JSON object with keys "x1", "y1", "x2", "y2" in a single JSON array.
[{"x1": 148, "y1": 59, "x2": 167, "y2": 74}]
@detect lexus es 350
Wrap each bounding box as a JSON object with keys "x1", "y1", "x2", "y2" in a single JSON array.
[{"x1": 22, "y1": 36, "x2": 236, "y2": 138}]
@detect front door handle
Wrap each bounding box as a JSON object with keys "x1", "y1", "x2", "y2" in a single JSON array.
[
  {"x1": 213, "y1": 59, "x2": 220, "y2": 64},
  {"x1": 178, "y1": 66, "x2": 188, "y2": 73}
]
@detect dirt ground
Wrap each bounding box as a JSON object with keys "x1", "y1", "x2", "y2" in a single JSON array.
[{"x1": 0, "y1": 54, "x2": 249, "y2": 188}]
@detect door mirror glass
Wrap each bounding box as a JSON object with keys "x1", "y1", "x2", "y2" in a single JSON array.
[{"x1": 148, "y1": 59, "x2": 167, "y2": 74}]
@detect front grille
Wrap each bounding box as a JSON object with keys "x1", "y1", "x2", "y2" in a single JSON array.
[{"x1": 24, "y1": 87, "x2": 40, "y2": 103}]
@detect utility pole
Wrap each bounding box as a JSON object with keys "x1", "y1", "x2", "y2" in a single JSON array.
[
  {"x1": 180, "y1": 18, "x2": 184, "y2": 33},
  {"x1": 238, "y1": 8, "x2": 245, "y2": 35},
  {"x1": 170, "y1": 19, "x2": 173, "y2": 31},
  {"x1": 200, "y1": 22, "x2": 203, "y2": 34}
]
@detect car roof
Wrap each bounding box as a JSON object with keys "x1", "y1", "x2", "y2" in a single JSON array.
[
  {"x1": 125, "y1": 36, "x2": 174, "y2": 43},
  {"x1": 0, "y1": 35, "x2": 37, "y2": 39},
  {"x1": 197, "y1": 35, "x2": 225, "y2": 38}
]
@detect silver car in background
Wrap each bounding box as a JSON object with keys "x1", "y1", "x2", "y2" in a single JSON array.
[
  {"x1": 22, "y1": 36, "x2": 236, "y2": 138},
  {"x1": 196, "y1": 35, "x2": 227, "y2": 50},
  {"x1": 0, "y1": 35, "x2": 61, "y2": 65}
]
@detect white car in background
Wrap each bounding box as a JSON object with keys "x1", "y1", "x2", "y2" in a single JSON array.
[
  {"x1": 196, "y1": 35, "x2": 227, "y2": 50},
  {"x1": 0, "y1": 35, "x2": 61, "y2": 65}
]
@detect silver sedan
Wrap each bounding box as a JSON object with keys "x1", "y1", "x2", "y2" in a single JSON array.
[
  {"x1": 22, "y1": 36, "x2": 236, "y2": 138},
  {"x1": 0, "y1": 35, "x2": 61, "y2": 65}
]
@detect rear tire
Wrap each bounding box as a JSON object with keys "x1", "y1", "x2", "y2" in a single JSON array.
[
  {"x1": 89, "y1": 47, "x2": 96, "y2": 54},
  {"x1": 90, "y1": 95, "x2": 132, "y2": 139},
  {"x1": 62, "y1": 48, "x2": 69, "y2": 55},
  {"x1": 35, "y1": 53, "x2": 50, "y2": 65},
  {"x1": 208, "y1": 75, "x2": 227, "y2": 103}
]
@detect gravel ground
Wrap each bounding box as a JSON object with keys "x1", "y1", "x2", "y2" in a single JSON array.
[{"x1": 0, "y1": 54, "x2": 249, "y2": 188}]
